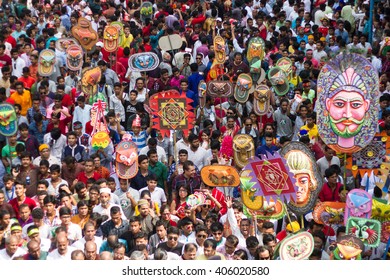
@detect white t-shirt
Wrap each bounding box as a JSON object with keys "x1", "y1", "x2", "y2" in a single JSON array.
[
  {"x1": 47, "y1": 246, "x2": 77, "y2": 260},
  {"x1": 139, "y1": 187, "x2": 167, "y2": 208}
]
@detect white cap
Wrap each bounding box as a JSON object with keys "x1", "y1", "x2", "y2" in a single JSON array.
[
  {"x1": 99, "y1": 187, "x2": 111, "y2": 195},
  {"x1": 96, "y1": 41, "x2": 104, "y2": 47},
  {"x1": 216, "y1": 17, "x2": 222, "y2": 22}
]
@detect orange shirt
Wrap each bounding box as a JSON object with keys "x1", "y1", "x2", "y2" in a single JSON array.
[
  {"x1": 18, "y1": 76, "x2": 36, "y2": 90},
  {"x1": 9, "y1": 90, "x2": 32, "y2": 116}
]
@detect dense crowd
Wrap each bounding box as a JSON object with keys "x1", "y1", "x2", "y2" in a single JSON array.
[{"x1": 0, "y1": 0, "x2": 389, "y2": 261}]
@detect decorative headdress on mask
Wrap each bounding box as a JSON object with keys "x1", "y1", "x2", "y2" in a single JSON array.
[
  {"x1": 280, "y1": 142, "x2": 323, "y2": 216},
  {"x1": 55, "y1": 38, "x2": 78, "y2": 52},
  {"x1": 38, "y1": 49, "x2": 56, "y2": 77},
  {"x1": 200, "y1": 165, "x2": 240, "y2": 187}
]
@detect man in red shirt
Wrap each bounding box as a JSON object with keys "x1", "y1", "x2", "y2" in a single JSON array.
[
  {"x1": 9, "y1": 181, "x2": 37, "y2": 219},
  {"x1": 76, "y1": 159, "x2": 102, "y2": 185},
  {"x1": 18, "y1": 67, "x2": 36, "y2": 90}
]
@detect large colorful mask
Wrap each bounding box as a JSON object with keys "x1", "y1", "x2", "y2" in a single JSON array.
[
  {"x1": 55, "y1": 38, "x2": 78, "y2": 52},
  {"x1": 268, "y1": 66, "x2": 289, "y2": 96},
  {"x1": 253, "y1": 85, "x2": 271, "y2": 116},
  {"x1": 140, "y1": 1, "x2": 153, "y2": 23},
  {"x1": 246, "y1": 37, "x2": 265, "y2": 64},
  {"x1": 234, "y1": 73, "x2": 253, "y2": 103},
  {"x1": 279, "y1": 231, "x2": 314, "y2": 260},
  {"x1": 200, "y1": 165, "x2": 240, "y2": 187},
  {"x1": 249, "y1": 58, "x2": 265, "y2": 83},
  {"x1": 313, "y1": 201, "x2": 345, "y2": 225},
  {"x1": 213, "y1": 35, "x2": 225, "y2": 65},
  {"x1": 371, "y1": 199, "x2": 390, "y2": 222},
  {"x1": 110, "y1": 22, "x2": 124, "y2": 46},
  {"x1": 276, "y1": 57, "x2": 293, "y2": 77},
  {"x1": 233, "y1": 134, "x2": 255, "y2": 169},
  {"x1": 148, "y1": 90, "x2": 195, "y2": 137},
  {"x1": 280, "y1": 142, "x2": 323, "y2": 216},
  {"x1": 71, "y1": 17, "x2": 99, "y2": 51},
  {"x1": 38, "y1": 49, "x2": 56, "y2": 77},
  {"x1": 345, "y1": 189, "x2": 372, "y2": 223},
  {"x1": 116, "y1": 135, "x2": 138, "y2": 179},
  {"x1": 243, "y1": 153, "x2": 297, "y2": 203},
  {"x1": 0, "y1": 104, "x2": 17, "y2": 136},
  {"x1": 66, "y1": 44, "x2": 83, "y2": 71},
  {"x1": 81, "y1": 67, "x2": 102, "y2": 96},
  {"x1": 103, "y1": 25, "x2": 119, "y2": 53},
  {"x1": 332, "y1": 235, "x2": 364, "y2": 260},
  {"x1": 346, "y1": 134, "x2": 389, "y2": 178},
  {"x1": 316, "y1": 53, "x2": 379, "y2": 154},
  {"x1": 207, "y1": 81, "x2": 233, "y2": 98},
  {"x1": 346, "y1": 217, "x2": 381, "y2": 247},
  {"x1": 128, "y1": 52, "x2": 159, "y2": 72}
]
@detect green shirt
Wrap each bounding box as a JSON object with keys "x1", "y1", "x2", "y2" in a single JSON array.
[
  {"x1": 148, "y1": 161, "x2": 168, "y2": 189},
  {"x1": 1, "y1": 141, "x2": 24, "y2": 173}
]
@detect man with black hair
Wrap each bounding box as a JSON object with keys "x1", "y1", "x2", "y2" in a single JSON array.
[
  {"x1": 187, "y1": 134, "x2": 208, "y2": 169},
  {"x1": 157, "y1": 226, "x2": 184, "y2": 256},
  {"x1": 43, "y1": 128, "x2": 67, "y2": 161}
]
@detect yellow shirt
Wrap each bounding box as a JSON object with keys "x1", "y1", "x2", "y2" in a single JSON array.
[
  {"x1": 300, "y1": 124, "x2": 319, "y2": 140},
  {"x1": 10, "y1": 89, "x2": 32, "y2": 116},
  {"x1": 120, "y1": 34, "x2": 134, "y2": 48}
]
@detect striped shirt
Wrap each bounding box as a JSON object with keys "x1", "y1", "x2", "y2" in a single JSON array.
[{"x1": 128, "y1": 130, "x2": 148, "y2": 151}]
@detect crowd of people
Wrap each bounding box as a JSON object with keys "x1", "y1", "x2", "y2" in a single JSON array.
[{"x1": 0, "y1": 0, "x2": 389, "y2": 261}]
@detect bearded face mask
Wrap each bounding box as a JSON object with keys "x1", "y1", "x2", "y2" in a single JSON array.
[{"x1": 103, "y1": 25, "x2": 119, "y2": 53}]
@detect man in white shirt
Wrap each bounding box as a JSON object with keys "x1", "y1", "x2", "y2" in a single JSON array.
[
  {"x1": 73, "y1": 95, "x2": 92, "y2": 134},
  {"x1": 0, "y1": 235, "x2": 26, "y2": 260},
  {"x1": 92, "y1": 187, "x2": 127, "y2": 220},
  {"x1": 11, "y1": 48, "x2": 26, "y2": 78},
  {"x1": 186, "y1": 134, "x2": 209, "y2": 170},
  {"x1": 72, "y1": 221, "x2": 103, "y2": 250},
  {"x1": 139, "y1": 138, "x2": 167, "y2": 165},
  {"x1": 316, "y1": 146, "x2": 340, "y2": 177},
  {"x1": 47, "y1": 234, "x2": 76, "y2": 260}
]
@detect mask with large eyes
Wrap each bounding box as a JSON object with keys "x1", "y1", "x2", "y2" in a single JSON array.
[
  {"x1": 247, "y1": 37, "x2": 265, "y2": 63},
  {"x1": 346, "y1": 217, "x2": 381, "y2": 247},
  {"x1": 213, "y1": 35, "x2": 225, "y2": 64},
  {"x1": 345, "y1": 189, "x2": 372, "y2": 222},
  {"x1": 234, "y1": 73, "x2": 253, "y2": 103},
  {"x1": 243, "y1": 199, "x2": 285, "y2": 220},
  {"x1": 371, "y1": 199, "x2": 390, "y2": 222},
  {"x1": 207, "y1": 81, "x2": 233, "y2": 97},
  {"x1": 116, "y1": 138, "x2": 139, "y2": 179},
  {"x1": 38, "y1": 49, "x2": 56, "y2": 76},
  {"x1": 71, "y1": 17, "x2": 98, "y2": 51},
  {"x1": 129, "y1": 52, "x2": 160, "y2": 72},
  {"x1": 103, "y1": 25, "x2": 119, "y2": 52},
  {"x1": 313, "y1": 201, "x2": 345, "y2": 226},
  {"x1": 233, "y1": 134, "x2": 254, "y2": 169},
  {"x1": 332, "y1": 235, "x2": 364, "y2": 260},
  {"x1": 66, "y1": 45, "x2": 83, "y2": 71}
]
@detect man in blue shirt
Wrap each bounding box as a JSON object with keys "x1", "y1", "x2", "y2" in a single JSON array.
[
  {"x1": 255, "y1": 132, "x2": 279, "y2": 158},
  {"x1": 188, "y1": 63, "x2": 204, "y2": 108},
  {"x1": 334, "y1": 20, "x2": 349, "y2": 44},
  {"x1": 180, "y1": 78, "x2": 198, "y2": 109}
]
